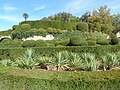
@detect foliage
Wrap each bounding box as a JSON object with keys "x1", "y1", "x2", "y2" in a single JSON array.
[
  {"x1": 21, "y1": 20, "x2": 78, "y2": 30},
  {"x1": 54, "y1": 38, "x2": 70, "y2": 46},
  {"x1": 76, "y1": 22, "x2": 89, "y2": 32},
  {"x1": 15, "y1": 48, "x2": 38, "y2": 69},
  {"x1": 21, "y1": 40, "x2": 36, "y2": 47},
  {"x1": 112, "y1": 13, "x2": 120, "y2": 32},
  {"x1": 0, "y1": 59, "x2": 14, "y2": 67},
  {"x1": 11, "y1": 29, "x2": 47, "y2": 39},
  {"x1": 97, "y1": 39, "x2": 109, "y2": 45},
  {"x1": 47, "y1": 27, "x2": 57, "y2": 34},
  {"x1": 80, "y1": 11, "x2": 91, "y2": 22},
  {"x1": 0, "y1": 66, "x2": 120, "y2": 90},
  {"x1": 23, "y1": 13, "x2": 29, "y2": 21},
  {"x1": 21, "y1": 24, "x2": 31, "y2": 30},
  {"x1": 70, "y1": 36, "x2": 87, "y2": 46},
  {"x1": 0, "y1": 29, "x2": 13, "y2": 36},
  {"x1": 87, "y1": 5, "x2": 113, "y2": 33},
  {"x1": 100, "y1": 53, "x2": 119, "y2": 70},
  {"x1": 81, "y1": 53, "x2": 99, "y2": 71},
  {"x1": 49, "y1": 51, "x2": 69, "y2": 70},
  {"x1": 111, "y1": 34, "x2": 119, "y2": 45},
  {"x1": 69, "y1": 53, "x2": 83, "y2": 69},
  {"x1": 87, "y1": 40, "x2": 96, "y2": 46},
  {"x1": 35, "y1": 40, "x2": 48, "y2": 47},
  {"x1": 41, "y1": 12, "x2": 80, "y2": 22}
]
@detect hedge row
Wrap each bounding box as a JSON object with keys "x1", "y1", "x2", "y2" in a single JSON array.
[
  {"x1": 0, "y1": 45, "x2": 120, "y2": 60},
  {"x1": 0, "y1": 66, "x2": 119, "y2": 90},
  {"x1": 20, "y1": 20, "x2": 79, "y2": 30}
]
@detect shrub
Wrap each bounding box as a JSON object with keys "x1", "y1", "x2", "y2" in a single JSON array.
[
  {"x1": 87, "y1": 40, "x2": 96, "y2": 46},
  {"x1": 97, "y1": 39, "x2": 109, "y2": 45},
  {"x1": 76, "y1": 22, "x2": 89, "y2": 32},
  {"x1": 21, "y1": 40, "x2": 36, "y2": 47},
  {"x1": 21, "y1": 24, "x2": 31, "y2": 30},
  {"x1": 81, "y1": 53, "x2": 99, "y2": 71},
  {"x1": 54, "y1": 38, "x2": 70, "y2": 46},
  {"x1": 21, "y1": 20, "x2": 79, "y2": 30},
  {"x1": 47, "y1": 27, "x2": 57, "y2": 34},
  {"x1": 111, "y1": 34, "x2": 119, "y2": 45},
  {"x1": 0, "y1": 59, "x2": 14, "y2": 67},
  {"x1": 12, "y1": 25, "x2": 19, "y2": 30},
  {"x1": 100, "y1": 53, "x2": 119, "y2": 70},
  {"x1": 0, "y1": 38, "x2": 21, "y2": 48},
  {"x1": 0, "y1": 66, "x2": 120, "y2": 90},
  {"x1": 35, "y1": 40, "x2": 48, "y2": 47},
  {"x1": 15, "y1": 48, "x2": 39, "y2": 69},
  {"x1": 70, "y1": 36, "x2": 87, "y2": 46}
]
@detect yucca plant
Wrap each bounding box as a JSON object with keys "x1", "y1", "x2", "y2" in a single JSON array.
[
  {"x1": 81, "y1": 53, "x2": 99, "y2": 71},
  {"x1": 100, "y1": 53, "x2": 119, "y2": 70},
  {"x1": 0, "y1": 59, "x2": 14, "y2": 67},
  {"x1": 37, "y1": 55, "x2": 52, "y2": 66},
  {"x1": 49, "y1": 51, "x2": 70, "y2": 71},
  {"x1": 69, "y1": 53, "x2": 83, "y2": 69},
  {"x1": 15, "y1": 48, "x2": 39, "y2": 69}
]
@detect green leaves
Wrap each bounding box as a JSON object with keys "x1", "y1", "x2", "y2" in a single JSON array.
[
  {"x1": 15, "y1": 48, "x2": 39, "y2": 69},
  {"x1": 101, "y1": 53, "x2": 119, "y2": 70},
  {"x1": 81, "y1": 53, "x2": 99, "y2": 71},
  {"x1": 0, "y1": 59, "x2": 14, "y2": 67}
]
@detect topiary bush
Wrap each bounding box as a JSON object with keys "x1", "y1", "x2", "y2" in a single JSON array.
[
  {"x1": 87, "y1": 40, "x2": 96, "y2": 46},
  {"x1": 21, "y1": 40, "x2": 36, "y2": 47},
  {"x1": 70, "y1": 36, "x2": 87, "y2": 46},
  {"x1": 21, "y1": 24, "x2": 31, "y2": 30},
  {"x1": 47, "y1": 27, "x2": 57, "y2": 34},
  {"x1": 35, "y1": 40, "x2": 48, "y2": 47},
  {"x1": 0, "y1": 66, "x2": 120, "y2": 90},
  {"x1": 76, "y1": 22, "x2": 89, "y2": 32},
  {"x1": 97, "y1": 39, "x2": 109, "y2": 45},
  {"x1": 54, "y1": 38, "x2": 70, "y2": 46}
]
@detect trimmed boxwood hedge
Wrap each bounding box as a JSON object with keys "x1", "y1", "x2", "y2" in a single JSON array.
[
  {"x1": 0, "y1": 45, "x2": 120, "y2": 60},
  {"x1": 0, "y1": 66, "x2": 120, "y2": 90}
]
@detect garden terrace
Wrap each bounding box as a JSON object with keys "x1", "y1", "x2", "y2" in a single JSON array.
[{"x1": 0, "y1": 66, "x2": 120, "y2": 90}]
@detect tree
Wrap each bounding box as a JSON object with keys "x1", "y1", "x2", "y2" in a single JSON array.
[
  {"x1": 23, "y1": 13, "x2": 29, "y2": 21},
  {"x1": 87, "y1": 5, "x2": 113, "y2": 34},
  {"x1": 81, "y1": 11, "x2": 91, "y2": 22},
  {"x1": 112, "y1": 13, "x2": 120, "y2": 33}
]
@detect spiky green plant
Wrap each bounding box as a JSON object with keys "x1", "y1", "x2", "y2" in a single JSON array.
[
  {"x1": 0, "y1": 59, "x2": 14, "y2": 67},
  {"x1": 81, "y1": 53, "x2": 99, "y2": 71},
  {"x1": 101, "y1": 53, "x2": 119, "y2": 70},
  {"x1": 37, "y1": 55, "x2": 52, "y2": 66},
  {"x1": 69, "y1": 53, "x2": 83, "y2": 69},
  {"x1": 15, "y1": 48, "x2": 39, "y2": 69},
  {"x1": 49, "y1": 51, "x2": 69, "y2": 71}
]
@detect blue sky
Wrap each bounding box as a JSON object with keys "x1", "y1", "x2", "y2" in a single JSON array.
[{"x1": 0, "y1": 0, "x2": 120, "y2": 31}]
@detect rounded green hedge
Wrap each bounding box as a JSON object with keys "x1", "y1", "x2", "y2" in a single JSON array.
[
  {"x1": 70, "y1": 36, "x2": 87, "y2": 46},
  {"x1": 0, "y1": 66, "x2": 119, "y2": 90}
]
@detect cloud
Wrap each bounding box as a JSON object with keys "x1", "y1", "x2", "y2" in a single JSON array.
[
  {"x1": 65, "y1": 0, "x2": 94, "y2": 14},
  {"x1": 34, "y1": 6, "x2": 45, "y2": 11},
  {"x1": 0, "y1": 15, "x2": 19, "y2": 22},
  {"x1": 3, "y1": 4, "x2": 17, "y2": 11}
]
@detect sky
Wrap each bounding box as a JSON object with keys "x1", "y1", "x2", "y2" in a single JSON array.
[{"x1": 0, "y1": 0, "x2": 120, "y2": 31}]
